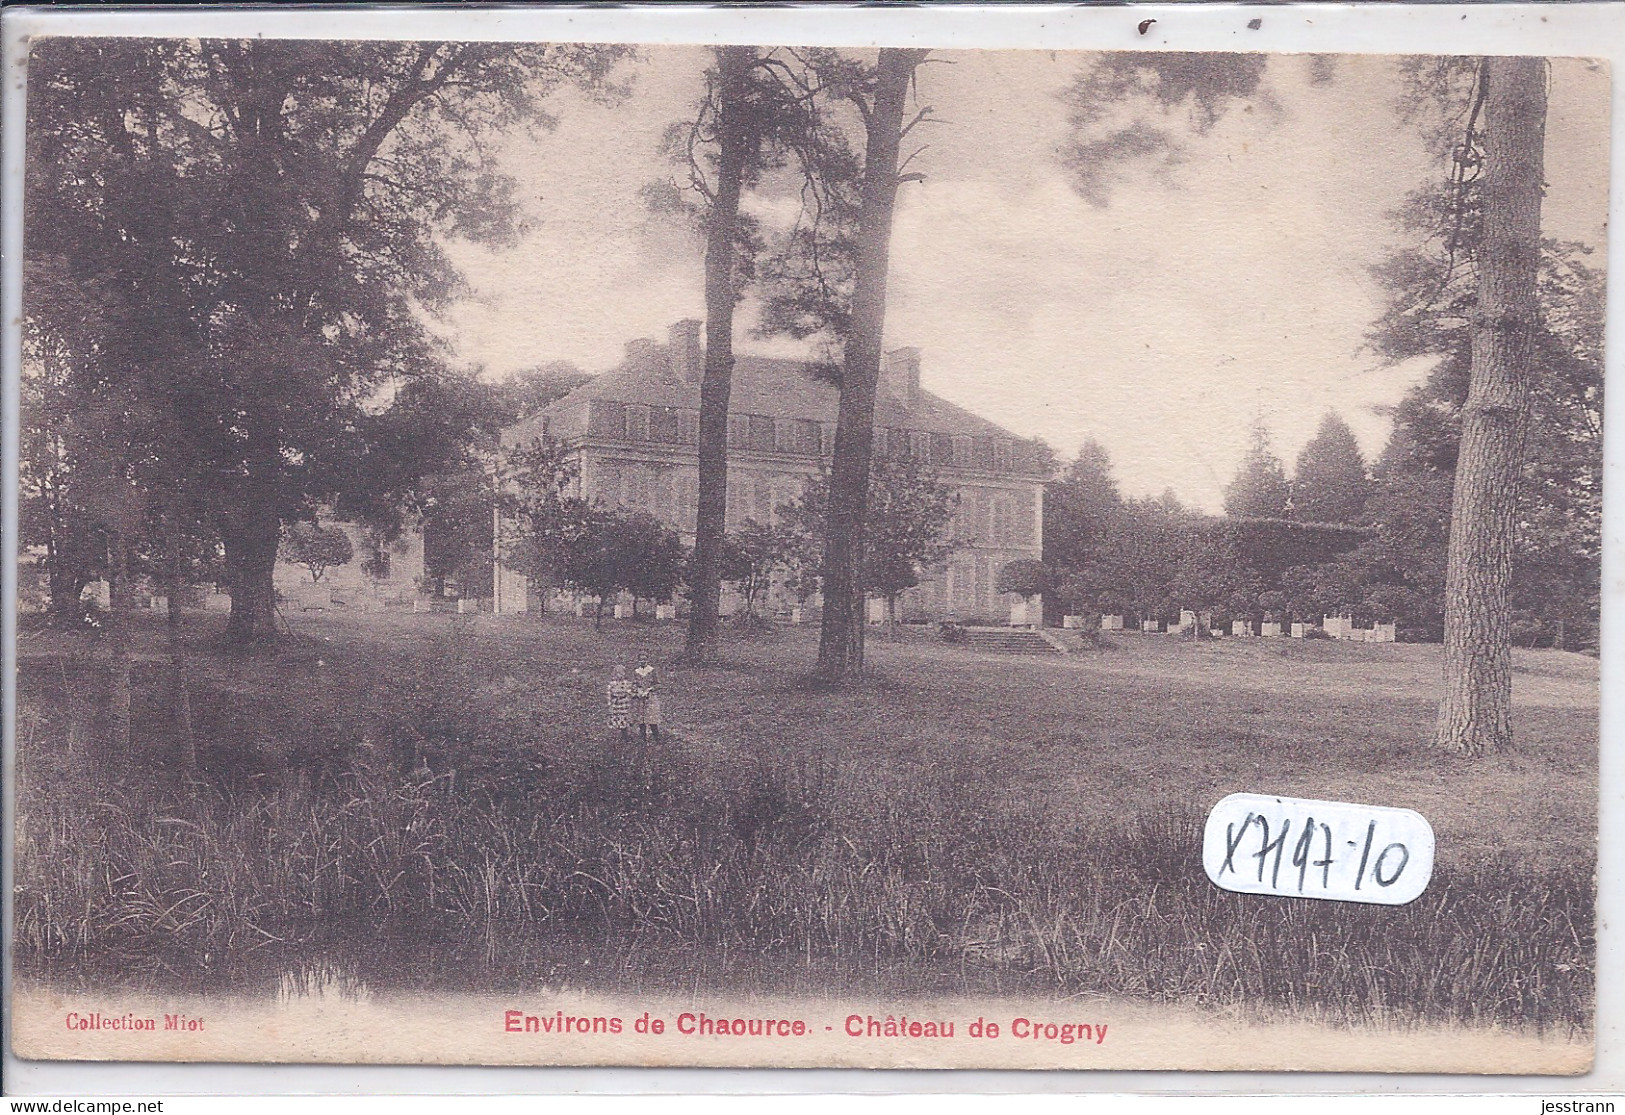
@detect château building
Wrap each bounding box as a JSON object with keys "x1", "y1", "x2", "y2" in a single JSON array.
[{"x1": 497, "y1": 320, "x2": 1050, "y2": 623}]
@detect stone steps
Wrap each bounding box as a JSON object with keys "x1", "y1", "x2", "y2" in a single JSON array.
[{"x1": 962, "y1": 627, "x2": 1065, "y2": 655}]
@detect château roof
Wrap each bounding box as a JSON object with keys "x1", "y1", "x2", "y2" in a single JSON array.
[{"x1": 533, "y1": 348, "x2": 1020, "y2": 441}]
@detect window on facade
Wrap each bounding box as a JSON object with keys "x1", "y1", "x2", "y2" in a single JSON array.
[
  {"x1": 675, "y1": 471, "x2": 697, "y2": 532},
  {"x1": 652, "y1": 469, "x2": 674, "y2": 525},
  {"x1": 952, "y1": 490, "x2": 973, "y2": 541},
  {"x1": 648, "y1": 406, "x2": 679, "y2": 444},
  {"x1": 994, "y1": 439, "x2": 1013, "y2": 471},
  {"x1": 679, "y1": 410, "x2": 700, "y2": 446},
  {"x1": 369, "y1": 546, "x2": 392, "y2": 581},
  {"x1": 991, "y1": 495, "x2": 1012, "y2": 545},
  {"x1": 948, "y1": 559, "x2": 972, "y2": 609},
  {"x1": 774, "y1": 419, "x2": 794, "y2": 454},
  {"x1": 910, "y1": 430, "x2": 932, "y2": 464},
  {"x1": 594, "y1": 462, "x2": 620, "y2": 507},
  {"x1": 952, "y1": 435, "x2": 973, "y2": 468},
  {"x1": 727, "y1": 414, "x2": 750, "y2": 449},
  {"x1": 1011, "y1": 497, "x2": 1035, "y2": 546},
  {"x1": 749, "y1": 415, "x2": 776, "y2": 452},
  {"x1": 820, "y1": 422, "x2": 836, "y2": 457},
  {"x1": 754, "y1": 475, "x2": 774, "y2": 524},
  {"x1": 624, "y1": 405, "x2": 650, "y2": 442},
  {"x1": 590, "y1": 401, "x2": 626, "y2": 438}
]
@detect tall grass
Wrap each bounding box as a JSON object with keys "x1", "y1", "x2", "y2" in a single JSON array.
[{"x1": 12, "y1": 636, "x2": 1595, "y2": 1032}]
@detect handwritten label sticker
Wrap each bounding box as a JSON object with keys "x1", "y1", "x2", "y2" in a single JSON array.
[{"x1": 1202, "y1": 793, "x2": 1435, "y2": 905}]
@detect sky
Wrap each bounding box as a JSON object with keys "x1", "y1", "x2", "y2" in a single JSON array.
[{"x1": 438, "y1": 49, "x2": 1611, "y2": 512}]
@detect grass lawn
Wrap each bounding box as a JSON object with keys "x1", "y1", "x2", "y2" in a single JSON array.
[{"x1": 13, "y1": 610, "x2": 1598, "y2": 1032}]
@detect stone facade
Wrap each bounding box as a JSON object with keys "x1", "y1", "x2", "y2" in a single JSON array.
[
  {"x1": 498, "y1": 321, "x2": 1049, "y2": 623},
  {"x1": 273, "y1": 519, "x2": 426, "y2": 613}
]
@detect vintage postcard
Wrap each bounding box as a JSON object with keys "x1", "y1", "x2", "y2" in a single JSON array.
[{"x1": 4, "y1": 6, "x2": 1610, "y2": 1077}]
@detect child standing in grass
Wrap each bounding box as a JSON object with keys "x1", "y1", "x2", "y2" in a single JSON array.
[
  {"x1": 633, "y1": 663, "x2": 662, "y2": 743},
  {"x1": 606, "y1": 665, "x2": 633, "y2": 741}
]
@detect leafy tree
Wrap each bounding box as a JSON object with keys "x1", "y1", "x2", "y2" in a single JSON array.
[
  {"x1": 617, "y1": 513, "x2": 689, "y2": 615},
  {"x1": 1366, "y1": 59, "x2": 1597, "y2": 741},
  {"x1": 338, "y1": 372, "x2": 512, "y2": 544},
  {"x1": 863, "y1": 457, "x2": 958, "y2": 626},
  {"x1": 419, "y1": 466, "x2": 499, "y2": 599},
  {"x1": 1043, "y1": 439, "x2": 1123, "y2": 596},
  {"x1": 560, "y1": 508, "x2": 686, "y2": 627},
  {"x1": 560, "y1": 509, "x2": 627, "y2": 629},
  {"x1": 1173, "y1": 526, "x2": 1258, "y2": 624},
  {"x1": 995, "y1": 559, "x2": 1053, "y2": 599},
  {"x1": 1062, "y1": 53, "x2": 1268, "y2": 207},
  {"x1": 25, "y1": 39, "x2": 628, "y2": 643},
  {"x1": 779, "y1": 457, "x2": 957, "y2": 627},
  {"x1": 771, "y1": 488, "x2": 829, "y2": 608},
  {"x1": 23, "y1": 44, "x2": 218, "y2": 638},
  {"x1": 280, "y1": 522, "x2": 354, "y2": 584},
  {"x1": 21, "y1": 45, "x2": 216, "y2": 760},
  {"x1": 1223, "y1": 423, "x2": 1292, "y2": 519},
  {"x1": 497, "y1": 437, "x2": 593, "y2": 612},
  {"x1": 495, "y1": 362, "x2": 594, "y2": 424},
  {"x1": 1355, "y1": 239, "x2": 1602, "y2": 648},
  {"x1": 1292, "y1": 412, "x2": 1371, "y2": 524},
  {"x1": 19, "y1": 336, "x2": 120, "y2": 624},
  {"x1": 1335, "y1": 467, "x2": 1454, "y2": 639},
  {"x1": 719, "y1": 520, "x2": 789, "y2": 619},
  {"x1": 1091, "y1": 500, "x2": 1185, "y2": 624},
  {"x1": 377, "y1": 372, "x2": 583, "y2": 601}
]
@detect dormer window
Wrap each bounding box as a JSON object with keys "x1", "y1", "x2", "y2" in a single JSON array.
[{"x1": 623, "y1": 404, "x2": 649, "y2": 442}]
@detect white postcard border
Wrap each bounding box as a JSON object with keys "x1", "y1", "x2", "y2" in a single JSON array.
[{"x1": 2, "y1": 1, "x2": 1621, "y2": 1098}]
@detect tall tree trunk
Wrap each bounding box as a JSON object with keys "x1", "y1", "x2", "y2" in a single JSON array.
[
  {"x1": 46, "y1": 554, "x2": 89, "y2": 625},
  {"x1": 1435, "y1": 57, "x2": 1547, "y2": 756},
  {"x1": 45, "y1": 483, "x2": 90, "y2": 622},
  {"x1": 164, "y1": 511, "x2": 195, "y2": 766},
  {"x1": 815, "y1": 48, "x2": 929, "y2": 683},
  {"x1": 684, "y1": 46, "x2": 758, "y2": 666},
  {"x1": 224, "y1": 503, "x2": 281, "y2": 642},
  {"x1": 105, "y1": 530, "x2": 134, "y2": 763}
]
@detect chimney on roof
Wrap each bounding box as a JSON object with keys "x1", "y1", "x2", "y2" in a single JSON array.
[
  {"x1": 881, "y1": 346, "x2": 921, "y2": 410},
  {"x1": 625, "y1": 337, "x2": 658, "y2": 366},
  {"x1": 669, "y1": 319, "x2": 703, "y2": 384}
]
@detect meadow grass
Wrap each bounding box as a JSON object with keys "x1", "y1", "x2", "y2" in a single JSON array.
[{"x1": 12, "y1": 611, "x2": 1598, "y2": 1031}]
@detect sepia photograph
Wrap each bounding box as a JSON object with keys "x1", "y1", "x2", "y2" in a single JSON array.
[{"x1": 5, "y1": 14, "x2": 1609, "y2": 1075}]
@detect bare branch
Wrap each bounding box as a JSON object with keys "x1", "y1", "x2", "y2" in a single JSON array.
[
  {"x1": 896, "y1": 144, "x2": 931, "y2": 179},
  {"x1": 898, "y1": 105, "x2": 934, "y2": 141}
]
